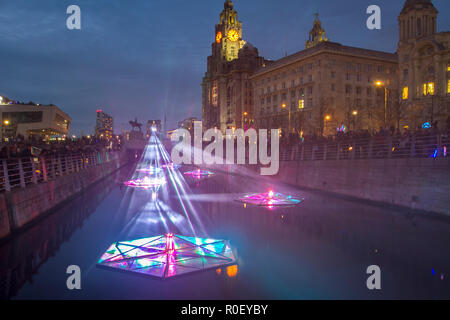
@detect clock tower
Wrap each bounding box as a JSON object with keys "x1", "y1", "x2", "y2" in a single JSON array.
[
  {"x1": 213, "y1": 0, "x2": 246, "y2": 62},
  {"x1": 202, "y1": 1, "x2": 266, "y2": 132}
]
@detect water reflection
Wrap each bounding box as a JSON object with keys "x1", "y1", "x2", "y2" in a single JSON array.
[
  {"x1": 2, "y1": 164, "x2": 450, "y2": 299},
  {"x1": 0, "y1": 165, "x2": 134, "y2": 300}
]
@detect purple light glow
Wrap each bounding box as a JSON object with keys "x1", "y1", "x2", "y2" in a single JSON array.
[
  {"x1": 136, "y1": 166, "x2": 162, "y2": 174},
  {"x1": 162, "y1": 163, "x2": 181, "y2": 170},
  {"x1": 184, "y1": 169, "x2": 214, "y2": 178},
  {"x1": 123, "y1": 176, "x2": 166, "y2": 189}
]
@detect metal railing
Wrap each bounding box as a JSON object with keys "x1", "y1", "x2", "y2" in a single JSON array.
[
  {"x1": 0, "y1": 151, "x2": 119, "y2": 192},
  {"x1": 279, "y1": 132, "x2": 449, "y2": 162}
]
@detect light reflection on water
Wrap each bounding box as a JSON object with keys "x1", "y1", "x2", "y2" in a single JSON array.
[{"x1": 1, "y1": 164, "x2": 450, "y2": 299}]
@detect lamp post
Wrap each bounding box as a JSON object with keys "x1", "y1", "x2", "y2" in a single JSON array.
[
  {"x1": 324, "y1": 114, "x2": 331, "y2": 134},
  {"x1": 375, "y1": 81, "x2": 389, "y2": 129},
  {"x1": 352, "y1": 110, "x2": 358, "y2": 131},
  {"x1": 281, "y1": 103, "x2": 291, "y2": 136}
]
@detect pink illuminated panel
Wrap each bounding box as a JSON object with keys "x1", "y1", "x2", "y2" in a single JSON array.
[{"x1": 237, "y1": 190, "x2": 303, "y2": 207}]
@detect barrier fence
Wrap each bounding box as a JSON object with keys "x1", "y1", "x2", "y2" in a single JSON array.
[
  {"x1": 0, "y1": 151, "x2": 119, "y2": 192},
  {"x1": 279, "y1": 132, "x2": 449, "y2": 162}
]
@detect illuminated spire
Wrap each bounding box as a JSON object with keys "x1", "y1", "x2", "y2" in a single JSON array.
[{"x1": 305, "y1": 13, "x2": 329, "y2": 49}]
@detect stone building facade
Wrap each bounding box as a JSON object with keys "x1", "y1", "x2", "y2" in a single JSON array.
[
  {"x1": 397, "y1": 0, "x2": 450, "y2": 130},
  {"x1": 252, "y1": 16, "x2": 399, "y2": 137}
]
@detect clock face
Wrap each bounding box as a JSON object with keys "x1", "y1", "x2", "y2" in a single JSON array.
[
  {"x1": 227, "y1": 29, "x2": 239, "y2": 42},
  {"x1": 216, "y1": 31, "x2": 222, "y2": 44}
]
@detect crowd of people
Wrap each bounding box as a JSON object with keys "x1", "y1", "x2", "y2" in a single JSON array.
[
  {"x1": 280, "y1": 124, "x2": 447, "y2": 148},
  {"x1": 0, "y1": 136, "x2": 121, "y2": 160}
]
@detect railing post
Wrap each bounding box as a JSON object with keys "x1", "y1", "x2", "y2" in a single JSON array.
[
  {"x1": 58, "y1": 156, "x2": 63, "y2": 176},
  {"x1": 411, "y1": 135, "x2": 416, "y2": 158},
  {"x1": 65, "y1": 155, "x2": 70, "y2": 173},
  {"x1": 387, "y1": 136, "x2": 393, "y2": 158},
  {"x1": 75, "y1": 154, "x2": 80, "y2": 172},
  {"x1": 41, "y1": 157, "x2": 48, "y2": 182},
  {"x1": 31, "y1": 157, "x2": 38, "y2": 184},
  {"x1": 323, "y1": 144, "x2": 328, "y2": 160},
  {"x1": 311, "y1": 145, "x2": 316, "y2": 161},
  {"x1": 18, "y1": 158, "x2": 26, "y2": 188},
  {"x1": 2, "y1": 159, "x2": 11, "y2": 192}
]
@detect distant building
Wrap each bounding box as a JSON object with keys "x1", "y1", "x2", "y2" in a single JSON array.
[
  {"x1": 146, "y1": 120, "x2": 161, "y2": 138},
  {"x1": 397, "y1": 0, "x2": 450, "y2": 130},
  {"x1": 95, "y1": 109, "x2": 113, "y2": 140},
  {"x1": 0, "y1": 95, "x2": 71, "y2": 142},
  {"x1": 178, "y1": 117, "x2": 199, "y2": 132}
]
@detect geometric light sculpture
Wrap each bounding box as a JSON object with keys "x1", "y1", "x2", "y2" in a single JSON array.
[
  {"x1": 162, "y1": 163, "x2": 181, "y2": 170},
  {"x1": 184, "y1": 169, "x2": 214, "y2": 178},
  {"x1": 136, "y1": 166, "x2": 162, "y2": 174},
  {"x1": 123, "y1": 176, "x2": 166, "y2": 189},
  {"x1": 236, "y1": 190, "x2": 303, "y2": 207},
  {"x1": 97, "y1": 234, "x2": 236, "y2": 279}
]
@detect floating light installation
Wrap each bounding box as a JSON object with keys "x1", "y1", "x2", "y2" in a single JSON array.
[
  {"x1": 123, "y1": 176, "x2": 167, "y2": 189},
  {"x1": 184, "y1": 169, "x2": 214, "y2": 178},
  {"x1": 237, "y1": 190, "x2": 303, "y2": 207},
  {"x1": 97, "y1": 234, "x2": 236, "y2": 279}
]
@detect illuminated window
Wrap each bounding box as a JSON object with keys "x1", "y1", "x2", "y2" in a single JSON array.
[
  {"x1": 298, "y1": 99, "x2": 304, "y2": 109},
  {"x1": 447, "y1": 79, "x2": 450, "y2": 93},
  {"x1": 423, "y1": 82, "x2": 435, "y2": 95},
  {"x1": 447, "y1": 62, "x2": 450, "y2": 72},
  {"x1": 428, "y1": 82, "x2": 435, "y2": 95},
  {"x1": 402, "y1": 86, "x2": 408, "y2": 100}
]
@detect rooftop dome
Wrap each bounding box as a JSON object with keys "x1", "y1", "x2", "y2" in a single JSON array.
[{"x1": 401, "y1": 0, "x2": 436, "y2": 14}]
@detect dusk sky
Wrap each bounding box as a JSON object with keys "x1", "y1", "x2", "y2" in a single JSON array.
[{"x1": 0, "y1": 0, "x2": 449, "y2": 136}]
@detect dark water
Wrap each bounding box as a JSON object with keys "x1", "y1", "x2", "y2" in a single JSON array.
[{"x1": 1, "y1": 163, "x2": 450, "y2": 300}]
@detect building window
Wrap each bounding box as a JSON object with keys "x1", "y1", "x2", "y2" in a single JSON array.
[
  {"x1": 356, "y1": 86, "x2": 361, "y2": 95},
  {"x1": 299, "y1": 88, "x2": 305, "y2": 97},
  {"x1": 367, "y1": 87, "x2": 372, "y2": 96},
  {"x1": 331, "y1": 71, "x2": 335, "y2": 78},
  {"x1": 403, "y1": 69, "x2": 408, "y2": 80},
  {"x1": 345, "y1": 85, "x2": 352, "y2": 94},
  {"x1": 308, "y1": 86, "x2": 313, "y2": 94},
  {"x1": 423, "y1": 82, "x2": 435, "y2": 95},
  {"x1": 298, "y1": 99, "x2": 304, "y2": 109},
  {"x1": 307, "y1": 98, "x2": 313, "y2": 107},
  {"x1": 402, "y1": 87, "x2": 409, "y2": 100},
  {"x1": 291, "y1": 90, "x2": 296, "y2": 98},
  {"x1": 357, "y1": 74, "x2": 361, "y2": 82},
  {"x1": 331, "y1": 84, "x2": 335, "y2": 91},
  {"x1": 448, "y1": 79, "x2": 450, "y2": 93},
  {"x1": 346, "y1": 73, "x2": 350, "y2": 81},
  {"x1": 447, "y1": 62, "x2": 450, "y2": 72}
]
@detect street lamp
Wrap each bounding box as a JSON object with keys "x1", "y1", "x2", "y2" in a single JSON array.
[
  {"x1": 375, "y1": 80, "x2": 389, "y2": 128},
  {"x1": 281, "y1": 103, "x2": 291, "y2": 134},
  {"x1": 352, "y1": 110, "x2": 358, "y2": 130},
  {"x1": 3, "y1": 119, "x2": 10, "y2": 125}
]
